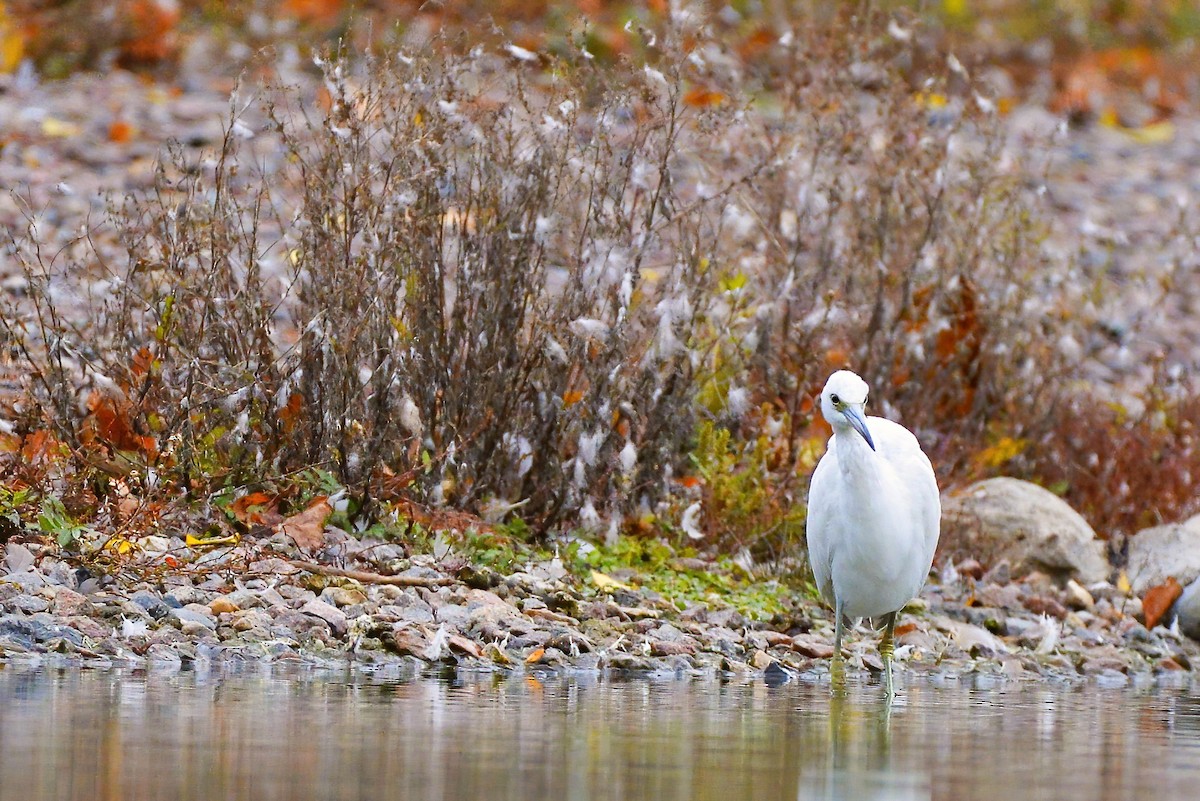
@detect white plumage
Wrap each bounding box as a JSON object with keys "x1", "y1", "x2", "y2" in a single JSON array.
[{"x1": 806, "y1": 370, "x2": 940, "y2": 695}]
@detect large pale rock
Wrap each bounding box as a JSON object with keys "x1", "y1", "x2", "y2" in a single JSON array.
[
  {"x1": 940, "y1": 478, "x2": 1109, "y2": 584},
  {"x1": 1125, "y1": 514, "x2": 1200, "y2": 595},
  {"x1": 1174, "y1": 576, "x2": 1200, "y2": 641}
]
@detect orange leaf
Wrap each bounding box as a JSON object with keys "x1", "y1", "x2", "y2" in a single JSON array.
[
  {"x1": 562, "y1": 389, "x2": 585, "y2": 407},
  {"x1": 108, "y1": 119, "x2": 136, "y2": 143},
  {"x1": 524, "y1": 647, "x2": 546, "y2": 664},
  {"x1": 131, "y1": 346, "x2": 154, "y2": 379},
  {"x1": 280, "y1": 392, "x2": 304, "y2": 433},
  {"x1": 282, "y1": 0, "x2": 344, "y2": 24},
  {"x1": 231, "y1": 492, "x2": 281, "y2": 526},
  {"x1": 21, "y1": 430, "x2": 62, "y2": 464},
  {"x1": 277, "y1": 497, "x2": 332, "y2": 552},
  {"x1": 83, "y1": 390, "x2": 157, "y2": 457},
  {"x1": 121, "y1": 0, "x2": 181, "y2": 64},
  {"x1": 893, "y1": 622, "x2": 917, "y2": 637},
  {"x1": 683, "y1": 85, "x2": 725, "y2": 108},
  {"x1": 1143, "y1": 577, "x2": 1182, "y2": 629}
]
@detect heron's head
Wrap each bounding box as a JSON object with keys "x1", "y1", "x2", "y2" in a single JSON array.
[{"x1": 820, "y1": 370, "x2": 875, "y2": 451}]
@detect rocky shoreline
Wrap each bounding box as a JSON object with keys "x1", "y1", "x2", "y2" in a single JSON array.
[{"x1": 4, "y1": 480, "x2": 1199, "y2": 685}]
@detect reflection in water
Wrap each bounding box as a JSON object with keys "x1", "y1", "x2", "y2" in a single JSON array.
[{"x1": 0, "y1": 665, "x2": 1199, "y2": 801}]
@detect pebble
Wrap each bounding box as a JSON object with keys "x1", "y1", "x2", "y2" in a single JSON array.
[
  {"x1": 301, "y1": 599, "x2": 349, "y2": 638},
  {"x1": 169, "y1": 607, "x2": 216, "y2": 630}
]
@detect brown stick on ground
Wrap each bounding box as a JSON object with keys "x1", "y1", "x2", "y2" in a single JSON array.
[{"x1": 286, "y1": 559, "x2": 456, "y2": 587}]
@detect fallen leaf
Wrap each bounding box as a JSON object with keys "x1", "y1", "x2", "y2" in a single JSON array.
[
  {"x1": 893, "y1": 622, "x2": 917, "y2": 637},
  {"x1": 683, "y1": 85, "x2": 725, "y2": 108},
  {"x1": 185, "y1": 532, "x2": 239, "y2": 548},
  {"x1": 41, "y1": 117, "x2": 80, "y2": 138},
  {"x1": 590, "y1": 570, "x2": 631, "y2": 591},
  {"x1": 108, "y1": 119, "x2": 136, "y2": 143},
  {"x1": 1143, "y1": 577, "x2": 1182, "y2": 629},
  {"x1": 82, "y1": 391, "x2": 157, "y2": 457},
  {"x1": 1122, "y1": 120, "x2": 1175, "y2": 145},
  {"x1": 524, "y1": 647, "x2": 546, "y2": 664},
  {"x1": 279, "y1": 391, "x2": 304, "y2": 433},
  {"x1": 231, "y1": 492, "x2": 281, "y2": 526},
  {"x1": 277, "y1": 497, "x2": 332, "y2": 551}
]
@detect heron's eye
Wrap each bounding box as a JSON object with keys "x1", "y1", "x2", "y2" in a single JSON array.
[{"x1": 830, "y1": 393, "x2": 841, "y2": 406}]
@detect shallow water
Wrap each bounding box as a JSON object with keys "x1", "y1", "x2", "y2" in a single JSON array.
[{"x1": 1, "y1": 665, "x2": 1199, "y2": 801}]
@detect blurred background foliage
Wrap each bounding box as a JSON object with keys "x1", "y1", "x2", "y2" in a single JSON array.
[{"x1": 2, "y1": 0, "x2": 1200, "y2": 569}]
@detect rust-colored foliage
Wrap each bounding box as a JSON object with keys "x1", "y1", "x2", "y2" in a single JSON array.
[
  {"x1": 1143, "y1": 577, "x2": 1182, "y2": 630},
  {"x1": 277, "y1": 496, "x2": 332, "y2": 552},
  {"x1": 79, "y1": 390, "x2": 157, "y2": 459},
  {"x1": 1012, "y1": 371, "x2": 1200, "y2": 539},
  {"x1": 231, "y1": 492, "x2": 282, "y2": 527}
]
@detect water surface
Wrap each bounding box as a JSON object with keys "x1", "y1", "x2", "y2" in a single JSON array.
[{"x1": 1, "y1": 665, "x2": 1199, "y2": 800}]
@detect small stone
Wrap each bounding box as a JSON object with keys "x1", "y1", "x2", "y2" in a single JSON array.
[
  {"x1": 300, "y1": 599, "x2": 349, "y2": 638},
  {"x1": 52, "y1": 588, "x2": 93, "y2": 617},
  {"x1": 164, "y1": 586, "x2": 209, "y2": 606},
  {"x1": 975, "y1": 583, "x2": 1022, "y2": 609},
  {"x1": 209, "y1": 597, "x2": 239, "y2": 615},
  {"x1": 448, "y1": 634, "x2": 482, "y2": 658},
  {"x1": 1157, "y1": 656, "x2": 1186, "y2": 671},
  {"x1": 650, "y1": 639, "x2": 695, "y2": 656},
  {"x1": 131, "y1": 590, "x2": 169, "y2": 618},
  {"x1": 648, "y1": 623, "x2": 687, "y2": 642},
  {"x1": 483, "y1": 642, "x2": 512, "y2": 665},
  {"x1": 169, "y1": 607, "x2": 216, "y2": 630},
  {"x1": 321, "y1": 587, "x2": 367, "y2": 607},
  {"x1": 12, "y1": 595, "x2": 50, "y2": 613},
  {"x1": 750, "y1": 649, "x2": 774, "y2": 670},
  {"x1": 763, "y1": 661, "x2": 792, "y2": 686},
  {"x1": 762, "y1": 631, "x2": 793, "y2": 648},
  {"x1": 65, "y1": 615, "x2": 109, "y2": 641},
  {"x1": 1023, "y1": 595, "x2": 1068, "y2": 620},
  {"x1": 957, "y1": 558, "x2": 985, "y2": 580},
  {"x1": 278, "y1": 585, "x2": 316, "y2": 604},
  {"x1": 230, "y1": 610, "x2": 272, "y2": 632},
  {"x1": 790, "y1": 635, "x2": 835, "y2": 659},
  {"x1": 391, "y1": 628, "x2": 430, "y2": 658},
  {"x1": 1065, "y1": 580, "x2": 1095, "y2": 610}
]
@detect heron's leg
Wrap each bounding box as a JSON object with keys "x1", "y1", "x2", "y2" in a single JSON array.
[
  {"x1": 880, "y1": 611, "x2": 897, "y2": 698},
  {"x1": 831, "y1": 598, "x2": 846, "y2": 693}
]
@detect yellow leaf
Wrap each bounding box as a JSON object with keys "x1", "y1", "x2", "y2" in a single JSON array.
[
  {"x1": 1122, "y1": 121, "x2": 1175, "y2": 145},
  {"x1": 104, "y1": 537, "x2": 139, "y2": 555},
  {"x1": 41, "y1": 118, "x2": 81, "y2": 138},
  {"x1": 1117, "y1": 571, "x2": 1132, "y2": 595},
  {"x1": 590, "y1": 570, "x2": 631, "y2": 591},
  {"x1": 0, "y1": 4, "x2": 23, "y2": 73},
  {"x1": 974, "y1": 436, "x2": 1027, "y2": 469},
  {"x1": 524, "y1": 647, "x2": 546, "y2": 664},
  {"x1": 915, "y1": 91, "x2": 947, "y2": 110},
  {"x1": 185, "y1": 532, "x2": 240, "y2": 548}
]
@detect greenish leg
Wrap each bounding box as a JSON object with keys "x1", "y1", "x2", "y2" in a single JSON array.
[
  {"x1": 831, "y1": 598, "x2": 846, "y2": 694},
  {"x1": 880, "y1": 611, "x2": 897, "y2": 698}
]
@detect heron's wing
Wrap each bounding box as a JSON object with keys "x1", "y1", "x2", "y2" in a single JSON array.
[
  {"x1": 870, "y1": 416, "x2": 941, "y2": 564},
  {"x1": 805, "y1": 444, "x2": 839, "y2": 603}
]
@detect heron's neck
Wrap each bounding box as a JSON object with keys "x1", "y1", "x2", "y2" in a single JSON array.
[{"x1": 833, "y1": 426, "x2": 878, "y2": 477}]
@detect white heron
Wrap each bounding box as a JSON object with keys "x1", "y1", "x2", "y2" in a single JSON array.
[{"x1": 806, "y1": 370, "x2": 940, "y2": 695}]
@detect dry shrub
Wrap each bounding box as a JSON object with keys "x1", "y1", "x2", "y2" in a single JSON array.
[
  {"x1": 659, "y1": 10, "x2": 1085, "y2": 558},
  {"x1": 1012, "y1": 369, "x2": 1200, "y2": 541},
  {"x1": 4, "y1": 38, "x2": 753, "y2": 535},
  {"x1": 8, "y1": 9, "x2": 1185, "y2": 556}
]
